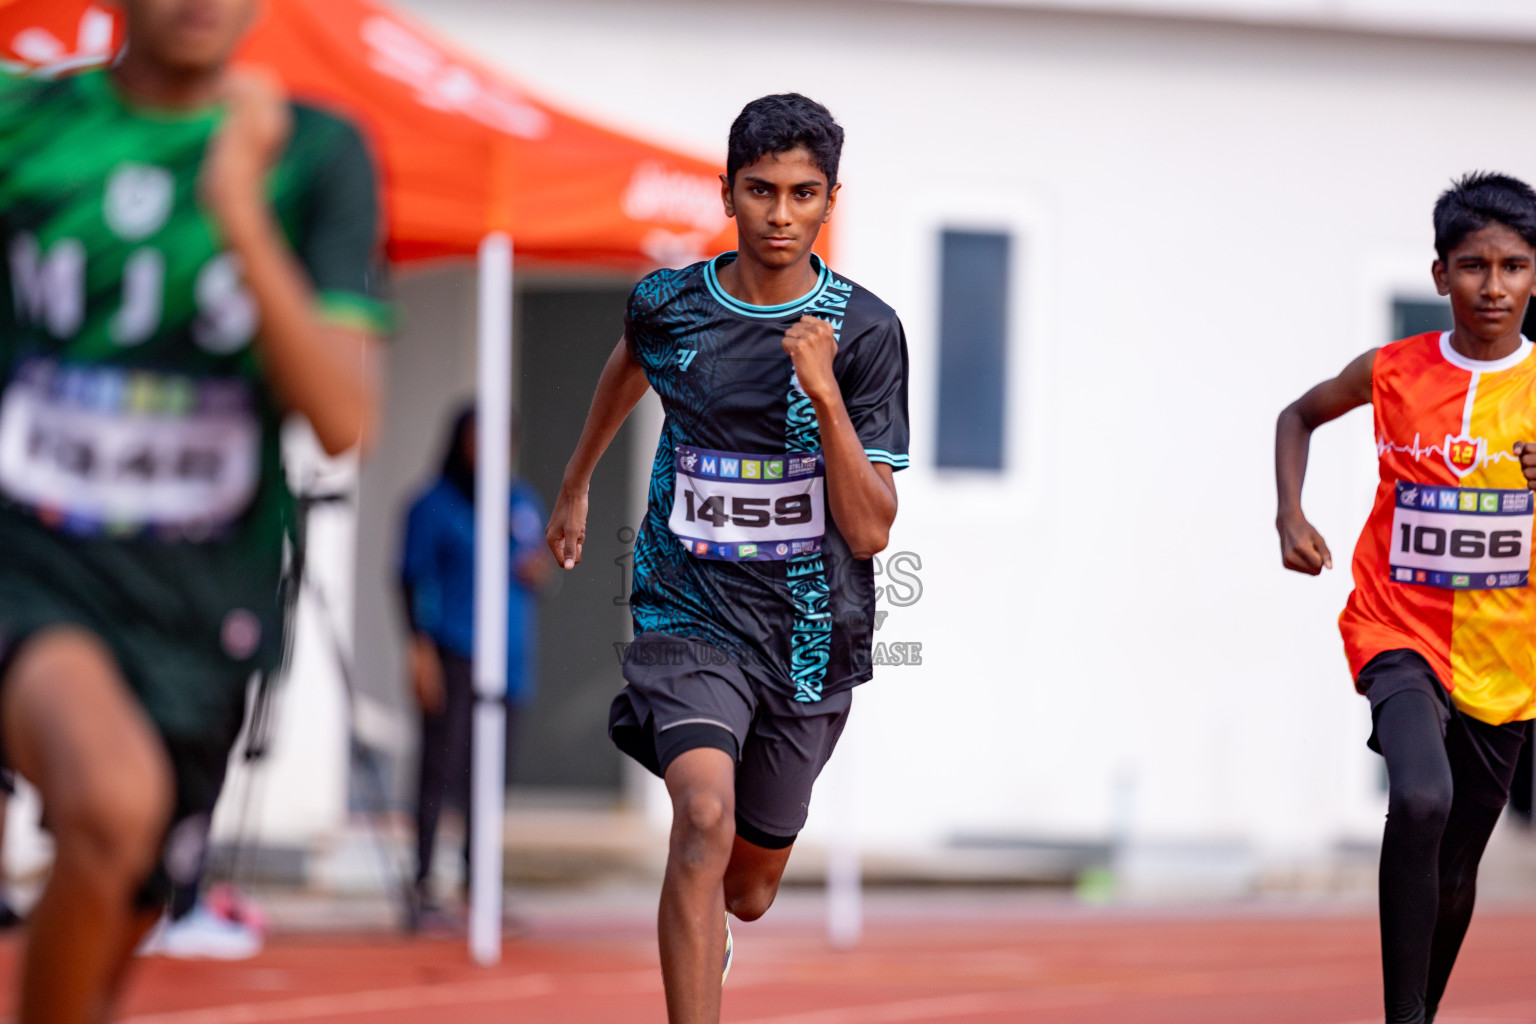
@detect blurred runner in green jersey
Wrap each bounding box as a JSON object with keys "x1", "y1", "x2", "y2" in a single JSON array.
[{"x1": 0, "y1": 1, "x2": 389, "y2": 1020}]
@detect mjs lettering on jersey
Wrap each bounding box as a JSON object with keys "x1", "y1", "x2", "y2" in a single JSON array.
[
  {"x1": 9, "y1": 160, "x2": 259, "y2": 354},
  {"x1": 5, "y1": 195, "x2": 262, "y2": 537}
]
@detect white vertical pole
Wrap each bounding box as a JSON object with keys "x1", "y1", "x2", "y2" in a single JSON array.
[
  {"x1": 826, "y1": 730, "x2": 862, "y2": 948},
  {"x1": 471, "y1": 232, "x2": 513, "y2": 966}
]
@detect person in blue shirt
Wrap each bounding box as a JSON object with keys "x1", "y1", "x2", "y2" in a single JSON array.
[{"x1": 400, "y1": 405, "x2": 549, "y2": 923}]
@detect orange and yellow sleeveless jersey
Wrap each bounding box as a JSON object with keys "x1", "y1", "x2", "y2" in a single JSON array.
[{"x1": 1340, "y1": 331, "x2": 1536, "y2": 725}]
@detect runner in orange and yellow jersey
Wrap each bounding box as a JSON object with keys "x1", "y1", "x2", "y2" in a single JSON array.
[
  {"x1": 1341, "y1": 329, "x2": 1536, "y2": 721},
  {"x1": 1276, "y1": 172, "x2": 1536, "y2": 1024}
]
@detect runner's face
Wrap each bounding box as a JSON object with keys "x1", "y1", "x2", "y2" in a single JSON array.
[
  {"x1": 121, "y1": 0, "x2": 256, "y2": 74},
  {"x1": 722, "y1": 148, "x2": 839, "y2": 271},
  {"x1": 1434, "y1": 222, "x2": 1536, "y2": 344}
]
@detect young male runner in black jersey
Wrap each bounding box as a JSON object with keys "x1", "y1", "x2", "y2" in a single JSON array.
[
  {"x1": 547, "y1": 94, "x2": 909, "y2": 1024},
  {"x1": 0, "y1": 1, "x2": 387, "y2": 1020}
]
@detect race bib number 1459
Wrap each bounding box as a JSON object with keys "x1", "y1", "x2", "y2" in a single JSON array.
[
  {"x1": 1389, "y1": 481, "x2": 1533, "y2": 590},
  {"x1": 669, "y1": 444, "x2": 824, "y2": 561}
]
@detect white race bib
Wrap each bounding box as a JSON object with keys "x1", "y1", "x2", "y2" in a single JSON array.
[
  {"x1": 1389, "y1": 480, "x2": 1532, "y2": 590},
  {"x1": 669, "y1": 444, "x2": 824, "y2": 561},
  {"x1": 0, "y1": 360, "x2": 260, "y2": 536}
]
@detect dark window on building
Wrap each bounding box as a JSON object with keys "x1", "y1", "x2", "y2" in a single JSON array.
[
  {"x1": 936, "y1": 230, "x2": 1010, "y2": 470},
  {"x1": 1391, "y1": 298, "x2": 1536, "y2": 341},
  {"x1": 1390, "y1": 298, "x2": 1451, "y2": 341}
]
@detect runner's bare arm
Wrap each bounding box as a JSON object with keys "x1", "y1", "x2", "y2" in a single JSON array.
[
  {"x1": 1275, "y1": 348, "x2": 1377, "y2": 575},
  {"x1": 201, "y1": 71, "x2": 380, "y2": 456},
  {"x1": 783, "y1": 316, "x2": 897, "y2": 559},
  {"x1": 547, "y1": 337, "x2": 652, "y2": 569}
]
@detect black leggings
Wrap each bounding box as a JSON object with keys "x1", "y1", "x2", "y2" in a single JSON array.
[
  {"x1": 414, "y1": 650, "x2": 522, "y2": 892},
  {"x1": 415, "y1": 651, "x2": 474, "y2": 889},
  {"x1": 1374, "y1": 689, "x2": 1524, "y2": 1024}
]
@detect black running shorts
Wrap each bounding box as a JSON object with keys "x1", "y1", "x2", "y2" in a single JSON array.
[
  {"x1": 609, "y1": 631, "x2": 851, "y2": 849},
  {"x1": 0, "y1": 599, "x2": 247, "y2": 908},
  {"x1": 1358, "y1": 648, "x2": 1529, "y2": 809}
]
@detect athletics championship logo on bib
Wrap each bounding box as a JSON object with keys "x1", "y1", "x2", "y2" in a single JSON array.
[
  {"x1": 1389, "y1": 480, "x2": 1532, "y2": 590},
  {"x1": 669, "y1": 444, "x2": 824, "y2": 561}
]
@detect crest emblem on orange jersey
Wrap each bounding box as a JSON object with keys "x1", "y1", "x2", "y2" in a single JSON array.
[{"x1": 1443, "y1": 433, "x2": 1483, "y2": 477}]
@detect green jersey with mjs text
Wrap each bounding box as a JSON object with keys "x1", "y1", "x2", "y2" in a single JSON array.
[{"x1": 0, "y1": 67, "x2": 387, "y2": 735}]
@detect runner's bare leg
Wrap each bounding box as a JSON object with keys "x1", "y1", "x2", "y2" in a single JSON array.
[
  {"x1": 102, "y1": 908, "x2": 169, "y2": 1014},
  {"x1": 1, "y1": 629, "x2": 172, "y2": 1024},
  {"x1": 660, "y1": 748, "x2": 736, "y2": 1024},
  {"x1": 724, "y1": 835, "x2": 793, "y2": 921}
]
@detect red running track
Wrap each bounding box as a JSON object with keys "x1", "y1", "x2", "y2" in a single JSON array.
[{"x1": 4, "y1": 903, "x2": 1535, "y2": 1023}]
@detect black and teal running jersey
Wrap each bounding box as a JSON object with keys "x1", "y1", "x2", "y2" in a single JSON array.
[
  {"x1": 0, "y1": 67, "x2": 389, "y2": 684},
  {"x1": 626, "y1": 252, "x2": 909, "y2": 704}
]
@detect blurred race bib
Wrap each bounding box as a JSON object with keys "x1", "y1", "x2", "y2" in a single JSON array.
[{"x1": 0, "y1": 360, "x2": 260, "y2": 537}]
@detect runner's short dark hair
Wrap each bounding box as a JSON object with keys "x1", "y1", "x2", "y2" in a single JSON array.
[
  {"x1": 1433, "y1": 172, "x2": 1536, "y2": 261},
  {"x1": 727, "y1": 93, "x2": 844, "y2": 188}
]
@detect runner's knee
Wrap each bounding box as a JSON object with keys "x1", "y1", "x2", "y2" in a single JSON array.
[
  {"x1": 49, "y1": 743, "x2": 172, "y2": 883},
  {"x1": 674, "y1": 788, "x2": 731, "y2": 838},
  {"x1": 1389, "y1": 774, "x2": 1453, "y2": 831},
  {"x1": 3, "y1": 629, "x2": 174, "y2": 882},
  {"x1": 670, "y1": 789, "x2": 734, "y2": 865},
  {"x1": 725, "y1": 877, "x2": 779, "y2": 922}
]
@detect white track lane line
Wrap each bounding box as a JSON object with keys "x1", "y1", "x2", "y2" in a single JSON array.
[
  {"x1": 115, "y1": 965, "x2": 672, "y2": 1024},
  {"x1": 729, "y1": 986, "x2": 1116, "y2": 1024}
]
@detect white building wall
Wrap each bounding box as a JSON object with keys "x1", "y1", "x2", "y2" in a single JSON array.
[
  {"x1": 878, "y1": 0, "x2": 1536, "y2": 41},
  {"x1": 376, "y1": 0, "x2": 1536, "y2": 868}
]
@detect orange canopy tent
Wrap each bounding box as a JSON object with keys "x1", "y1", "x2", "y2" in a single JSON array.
[
  {"x1": 0, "y1": 0, "x2": 759, "y2": 965},
  {"x1": 0, "y1": 0, "x2": 738, "y2": 266}
]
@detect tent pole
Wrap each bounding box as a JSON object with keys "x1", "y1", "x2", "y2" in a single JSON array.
[
  {"x1": 470, "y1": 231, "x2": 513, "y2": 966},
  {"x1": 826, "y1": 729, "x2": 862, "y2": 948}
]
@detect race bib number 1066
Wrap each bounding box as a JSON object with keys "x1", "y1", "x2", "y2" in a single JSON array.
[
  {"x1": 1389, "y1": 480, "x2": 1533, "y2": 590},
  {"x1": 669, "y1": 444, "x2": 824, "y2": 561}
]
